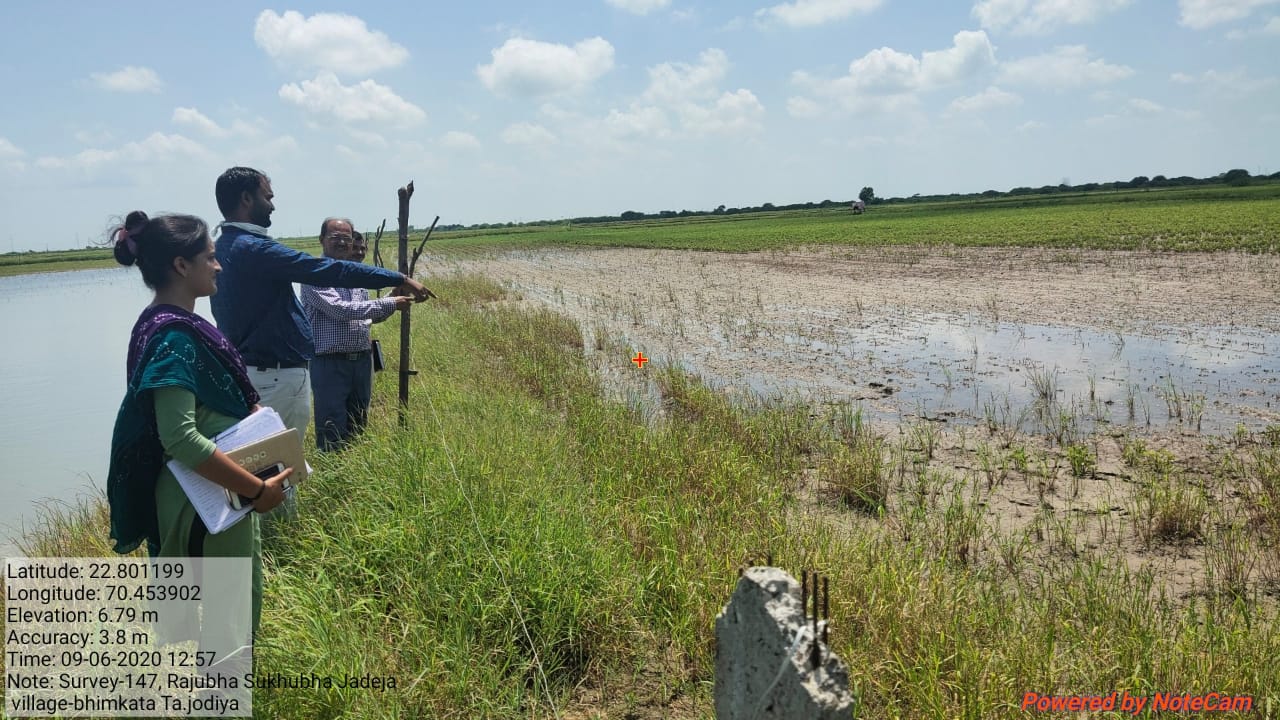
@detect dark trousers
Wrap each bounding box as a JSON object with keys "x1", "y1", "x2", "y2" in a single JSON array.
[{"x1": 310, "y1": 352, "x2": 373, "y2": 452}]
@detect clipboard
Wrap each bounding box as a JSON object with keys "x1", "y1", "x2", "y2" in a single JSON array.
[{"x1": 168, "y1": 408, "x2": 309, "y2": 534}]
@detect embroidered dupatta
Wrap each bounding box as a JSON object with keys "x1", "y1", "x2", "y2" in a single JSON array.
[{"x1": 107, "y1": 305, "x2": 258, "y2": 554}]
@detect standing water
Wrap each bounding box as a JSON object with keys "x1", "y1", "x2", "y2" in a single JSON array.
[{"x1": 0, "y1": 268, "x2": 213, "y2": 556}]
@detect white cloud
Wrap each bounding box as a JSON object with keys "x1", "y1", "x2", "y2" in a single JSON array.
[
  {"x1": 1169, "y1": 68, "x2": 1278, "y2": 96},
  {"x1": 1128, "y1": 97, "x2": 1163, "y2": 112},
  {"x1": 279, "y1": 73, "x2": 426, "y2": 125},
  {"x1": 35, "y1": 133, "x2": 207, "y2": 170},
  {"x1": 0, "y1": 137, "x2": 23, "y2": 159},
  {"x1": 606, "y1": 0, "x2": 671, "y2": 14},
  {"x1": 920, "y1": 30, "x2": 1000, "y2": 86},
  {"x1": 604, "y1": 106, "x2": 671, "y2": 139},
  {"x1": 678, "y1": 89, "x2": 765, "y2": 135},
  {"x1": 947, "y1": 86, "x2": 1021, "y2": 113},
  {"x1": 756, "y1": 0, "x2": 882, "y2": 27},
  {"x1": 172, "y1": 107, "x2": 228, "y2": 138},
  {"x1": 999, "y1": 46, "x2": 1133, "y2": 89},
  {"x1": 1017, "y1": 120, "x2": 1046, "y2": 131},
  {"x1": 441, "y1": 131, "x2": 482, "y2": 150},
  {"x1": 1267, "y1": 16, "x2": 1280, "y2": 32},
  {"x1": 478, "y1": 37, "x2": 615, "y2": 97},
  {"x1": 791, "y1": 31, "x2": 995, "y2": 115},
  {"x1": 643, "y1": 48, "x2": 730, "y2": 104},
  {"x1": 1178, "y1": 0, "x2": 1280, "y2": 28},
  {"x1": 973, "y1": 0, "x2": 1132, "y2": 34},
  {"x1": 90, "y1": 66, "x2": 162, "y2": 93},
  {"x1": 501, "y1": 122, "x2": 558, "y2": 146},
  {"x1": 254, "y1": 10, "x2": 409, "y2": 76},
  {"x1": 786, "y1": 96, "x2": 823, "y2": 118}
]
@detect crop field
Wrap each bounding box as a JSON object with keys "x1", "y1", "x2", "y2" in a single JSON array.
[{"x1": 5, "y1": 185, "x2": 1280, "y2": 717}]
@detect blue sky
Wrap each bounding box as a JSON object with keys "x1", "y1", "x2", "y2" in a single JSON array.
[{"x1": 1, "y1": 0, "x2": 1276, "y2": 251}]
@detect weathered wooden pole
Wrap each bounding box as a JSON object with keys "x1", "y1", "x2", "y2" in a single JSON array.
[{"x1": 396, "y1": 181, "x2": 416, "y2": 425}]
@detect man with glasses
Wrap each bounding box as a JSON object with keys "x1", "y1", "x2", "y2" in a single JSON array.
[{"x1": 300, "y1": 218, "x2": 412, "y2": 451}]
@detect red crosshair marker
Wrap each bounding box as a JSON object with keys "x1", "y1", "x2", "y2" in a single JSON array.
[{"x1": 631, "y1": 351, "x2": 649, "y2": 369}]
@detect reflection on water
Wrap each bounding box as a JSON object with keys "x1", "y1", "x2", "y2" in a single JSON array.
[
  {"x1": 0, "y1": 268, "x2": 213, "y2": 556},
  {"x1": 717, "y1": 312, "x2": 1280, "y2": 434}
]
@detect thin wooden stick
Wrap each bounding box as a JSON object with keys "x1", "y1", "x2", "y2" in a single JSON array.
[
  {"x1": 408, "y1": 215, "x2": 440, "y2": 278},
  {"x1": 372, "y1": 218, "x2": 387, "y2": 269}
]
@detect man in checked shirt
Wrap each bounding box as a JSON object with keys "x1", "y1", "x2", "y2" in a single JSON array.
[{"x1": 301, "y1": 218, "x2": 413, "y2": 451}]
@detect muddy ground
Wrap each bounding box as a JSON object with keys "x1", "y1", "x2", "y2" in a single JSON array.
[{"x1": 427, "y1": 245, "x2": 1280, "y2": 606}]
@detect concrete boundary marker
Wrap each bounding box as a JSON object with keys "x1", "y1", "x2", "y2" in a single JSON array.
[{"x1": 715, "y1": 566, "x2": 854, "y2": 719}]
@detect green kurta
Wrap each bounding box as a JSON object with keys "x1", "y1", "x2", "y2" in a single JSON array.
[{"x1": 152, "y1": 386, "x2": 263, "y2": 635}]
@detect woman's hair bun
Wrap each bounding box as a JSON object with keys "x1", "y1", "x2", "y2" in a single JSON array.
[
  {"x1": 124, "y1": 210, "x2": 149, "y2": 234},
  {"x1": 112, "y1": 210, "x2": 150, "y2": 267}
]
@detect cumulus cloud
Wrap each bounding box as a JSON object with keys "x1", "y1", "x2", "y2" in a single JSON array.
[
  {"x1": 35, "y1": 133, "x2": 207, "y2": 170},
  {"x1": 279, "y1": 73, "x2": 426, "y2": 125},
  {"x1": 947, "y1": 86, "x2": 1021, "y2": 113},
  {"x1": 501, "y1": 122, "x2": 558, "y2": 146},
  {"x1": 478, "y1": 37, "x2": 614, "y2": 97},
  {"x1": 603, "y1": 106, "x2": 671, "y2": 139},
  {"x1": 791, "y1": 31, "x2": 996, "y2": 115},
  {"x1": 678, "y1": 89, "x2": 765, "y2": 135},
  {"x1": 756, "y1": 0, "x2": 882, "y2": 27},
  {"x1": 998, "y1": 46, "x2": 1133, "y2": 88},
  {"x1": 172, "y1": 107, "x2": 228, "y2": 138},
  {"x1": 1128, "y1": 97, "x2": 1163, "y2": 112},
  {"x1": 440, "y1": 131, "x2": 482, "y2": 150},
  {"x1": 973, "y1": 0, "x2": 1132, "y2": 34},
  {"x1": 610, "y1": 49, "x2": 764, "y2": 137},
  {"x1": 90, "y1": 66, "x2": 162, "y2": 93},
  {"x1": 786, "y1": 96, "x2": 823, "y2": 118},
  {"x1": 643, "y1": 48, "x2": 730, "y2": 104},
  {"x1": 1178, "y1": 0, "x2": 1279, "y2": 29},
  {"x1": 606, "y1": 0, "x2": 671, "y2": 14},
  {"x1": 254, "y1": 10, "x2": 409, "y2": 76}
]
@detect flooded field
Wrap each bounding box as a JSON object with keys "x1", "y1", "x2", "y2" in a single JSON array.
[{"x1": 435, "y1": 245, "x2": 1280, "y2": 438}]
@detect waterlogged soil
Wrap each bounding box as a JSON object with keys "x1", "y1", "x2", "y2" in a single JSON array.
[
  {"x1": 434, "y1": 245, "x2": 1280, "y2": 435},
  {"x1": 429, "y1": 245, "x2": 1280, "y2": 609}
]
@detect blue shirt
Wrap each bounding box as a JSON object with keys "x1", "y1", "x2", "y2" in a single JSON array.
[{"x1": 210, "y1": 225, "x2": 404, "y2": 367}]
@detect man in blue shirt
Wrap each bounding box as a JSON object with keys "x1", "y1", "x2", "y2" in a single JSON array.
[{"x1": 210, "y1": 167, "x2": 432, "y2": 443}]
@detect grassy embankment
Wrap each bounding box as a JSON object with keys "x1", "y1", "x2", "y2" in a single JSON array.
[
  {"x1": 3, "y1": 184, "x2": 1279, "y2": 279},
  {"x1": 8, "y1": 268, "x2": 1280, "y2": 717}
]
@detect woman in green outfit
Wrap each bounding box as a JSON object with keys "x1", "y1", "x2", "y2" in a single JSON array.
[{"x1": 106, "y1": 210, "x2": 292, "y2": 637}]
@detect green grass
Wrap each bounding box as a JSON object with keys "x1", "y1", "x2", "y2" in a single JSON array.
[
  {"x1": 4, "y1": 184, "x2": 1279, "y2": 278},
  {"x1": 7, "y1": 274, "x2": 1279, "y2": 718}
]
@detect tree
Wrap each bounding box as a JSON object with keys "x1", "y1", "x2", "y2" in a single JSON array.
[
  {"x1": 859, "y1": 186, "x2": 876, "y2": 204},
  {"x1": 1223, "y1": 168, "x2": 1251, "y2": 186}
]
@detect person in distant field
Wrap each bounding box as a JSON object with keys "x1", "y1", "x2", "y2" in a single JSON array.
[
  {"x1": 209, "y1": 167, "x2": 433, "y2": 444},
  {"x1": 301, "y1": 218, "x2": 411, "y2": 451},
  {"x1": 106, "y1": 210, "x2": 292, "y2": 636}
]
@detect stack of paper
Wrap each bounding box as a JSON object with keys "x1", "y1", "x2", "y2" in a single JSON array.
[{"x1": 167, "y1": 407, "x2": 308, "y2": 534}]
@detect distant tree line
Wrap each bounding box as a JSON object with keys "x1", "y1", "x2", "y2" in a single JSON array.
[{"x1": 430, "y1": 167, "x2": 1277, "y2": 232}]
